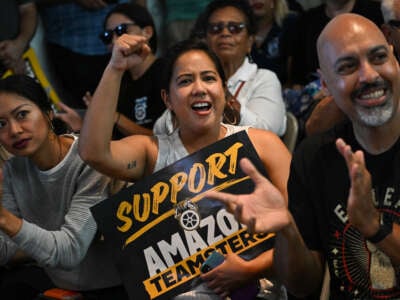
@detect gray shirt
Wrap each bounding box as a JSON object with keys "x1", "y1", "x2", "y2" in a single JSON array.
[{"x1": 0, "y1": 135, "x2": 122, "y2": 290}]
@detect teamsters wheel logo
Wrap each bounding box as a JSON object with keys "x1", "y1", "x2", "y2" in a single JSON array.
[{"x1": 174, "y1": 199, "x2": 200, "y2": 231}]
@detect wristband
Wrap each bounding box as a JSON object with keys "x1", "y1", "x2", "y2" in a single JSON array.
[{"x1": 367, "y1": 212, "x2": 393, "y2": 244}]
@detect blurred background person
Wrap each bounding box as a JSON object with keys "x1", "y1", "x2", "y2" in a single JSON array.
[
  {"x1": 138, "y1": 0, "x2": 213, "y2": 55},
  {"x1": 0, "y1": 1, "x2": 37, "y2": 76},
  {"x1": 248, "y1": 0, "x2": 299, "y2": 84},
  {"x1": 36, "y1": 0, "x2": 129, "y2": 109},
  {"x1": 287, "y1": 0, "x2": 383, "y2": 87},
  {"x1": 381, "y1": 0, "x2": 400, "y2": 61}
]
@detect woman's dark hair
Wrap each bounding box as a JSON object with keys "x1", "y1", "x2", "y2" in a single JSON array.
[
  {"x1": 0, "y1": 75, "x2": 67, "y2": 134},
  {"x1": 190, "y1": 0, "x2": 257, "y2": 39},
  {"x1": 105, "y1": 3, "x2": 158, "y2": 53},
  {"x1": 161, "y1": 39, "x2": 226, "y2": 92}
]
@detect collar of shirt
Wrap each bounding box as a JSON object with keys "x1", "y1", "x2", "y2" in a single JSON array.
[{"x1": 226, "y1": 57, "x2": 257, "y2": 96}]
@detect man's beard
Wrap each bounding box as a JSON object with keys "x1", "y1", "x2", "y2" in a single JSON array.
[{"x1": 355, "y1": 97, "x2": 394, "y2": 127}]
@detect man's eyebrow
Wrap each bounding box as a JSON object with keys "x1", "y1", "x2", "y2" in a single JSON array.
[
  {"x1": 333, "y1": 45, "x2": 388, "y2": 68},
  {"x1": 367, "y1": 45, "x2": 388, "y2": 55},
  {"x1": 333, "y1": 55, "x2": 356, "y2": 69}
]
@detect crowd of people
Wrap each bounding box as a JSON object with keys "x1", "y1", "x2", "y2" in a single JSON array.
[{"x1": 1, "y1": 0, "x2": 400, "y2": 299}]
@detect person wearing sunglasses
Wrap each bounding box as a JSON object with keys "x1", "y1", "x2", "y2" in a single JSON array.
[
  {"x1": 204, "y1": 0, "x2": 286, "y2": 136},
  {"x1": 97, "y1": 2, "x2": 166, "y2": 138},
  {"x1": 154, "y1": 0, "x2": 287, "y2": 138},
  {"x1": 51, "y1": 3, "x2": 166, "y2": 138}
]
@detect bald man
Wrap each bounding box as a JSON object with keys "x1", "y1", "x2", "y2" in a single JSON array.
[{"x1": 206, "y1": 13, "x2": 400, "y2": 299}]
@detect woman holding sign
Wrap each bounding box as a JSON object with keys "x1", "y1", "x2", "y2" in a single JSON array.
[
  {"x1": 0, "y1": 75, "x2": 128, "y2": 299},
  {"x1": 79, "y1": 37, "x2": 291, "y2": 299}
]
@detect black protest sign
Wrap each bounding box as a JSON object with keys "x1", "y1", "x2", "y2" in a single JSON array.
[{"x1": 91, "y1": 130, "x2": 275, "y2": 299}]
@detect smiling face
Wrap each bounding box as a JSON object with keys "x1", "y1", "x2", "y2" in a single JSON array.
[
  {"x1": 206, "y1": 6, "x2": 254, "y2": 65},
  {"x1": 0, "y1": 92, "x2": 50, "y2": 157},
  {"x1": 164, "y1": 50, "x2": 226, "y2": 133},
  {"x1": 318, "y1": 14, "x2": 400, "y2": 127}
]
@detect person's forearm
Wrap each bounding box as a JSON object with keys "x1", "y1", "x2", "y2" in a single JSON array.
[
  {"x1": 17, "y1": 3, "x2": 38, "y2": 49},
  {"x1": 245, "y1": 249, "x2": 274, "y2": 279},
  {"x1": 0, "y1": 208, "x2": 22, "y2": 237},
  {"x1": 116, "y1": 113, "x2": 153, "y2": 136},
  {"x1": 369, "y1": 222, "x2": 400, "y2": 266},
  {"x1": 274, "y1": 215, "x2": 324, "y2": 297}
]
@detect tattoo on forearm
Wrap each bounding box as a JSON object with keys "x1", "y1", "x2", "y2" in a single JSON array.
[{"x1": 127, "y1": 161, "x2": 137, "y2": 169}]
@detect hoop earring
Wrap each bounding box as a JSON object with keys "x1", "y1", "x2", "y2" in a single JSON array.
[{"x1": 223, "y1": 106, "x2": 238, "y2": 125}]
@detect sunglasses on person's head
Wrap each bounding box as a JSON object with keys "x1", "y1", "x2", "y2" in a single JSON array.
[
  {"x1": 99, "y1": 23, "x2": 136, "y2": 45},
  {"x1": 388, "y1": 20, "x2": 400, "y2": 29},
  {"x1": 207, "y1": 22, "x2": 246, "y2": 35}
]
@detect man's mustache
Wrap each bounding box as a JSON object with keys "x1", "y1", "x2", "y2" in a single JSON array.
[{"x1": 351, "y1": 80, "x2": 389, "y2": 100}]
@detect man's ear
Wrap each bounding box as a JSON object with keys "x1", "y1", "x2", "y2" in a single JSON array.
[
  {"x1": 161, "y1": 89, "x2": 172, "y2": 109},
  {"x1": 381, "y1": 23, "x2": 392, "y2": 42},
  {"x1": 142, "y1": 26, "x2": 154, "y2": 40},
  {"x1": 317, "y1": 69, "x2": 330, "y2": 96}
]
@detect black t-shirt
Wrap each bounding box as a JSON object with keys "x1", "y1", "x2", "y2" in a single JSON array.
[
  {"x1": 289, "y1": 0, "x2": 384, "y2": 85},
  {"x1": 289, "y1": 121, "x2": 400, "y2": 299},
  {"x1": 117, "y1": 57, "x2": 166, "y2": 131},
  {"x1": 250, "y1": 12, "x2": 299, "y2": 84}
]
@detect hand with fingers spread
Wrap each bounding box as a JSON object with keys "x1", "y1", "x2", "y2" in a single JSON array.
[
  {"x1": 205, "y1": 158, "x2": 290, "y2": 234},
  {"x1": 53, "y1": 101, "x2": 83, "y2": 133},
  {"x1": 335, "y1": 138, "x2": 380, "y2": 237}
]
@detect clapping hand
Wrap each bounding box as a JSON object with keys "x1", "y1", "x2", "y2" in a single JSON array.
[
  {"x1": 335, "y1": 138, "x2": 379, "y2": 236},
  {"x1": 53, "y1": 101, "x2": 83, "y2": 133}
]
